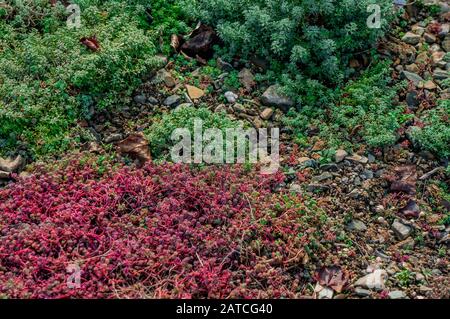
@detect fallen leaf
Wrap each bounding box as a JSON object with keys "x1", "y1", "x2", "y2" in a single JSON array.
[
  {"x1": 314, "y1": 266, "x2": 349, "y2": 293},
  {"x1": 117, "y1": 133, "x2": 152, "y2": 167},
  {"x1": 80, "y1": 36, "x2": 100, "y2": 52},
  {"x1": 185, "y1": 84, "x2": 205, "y2": 100},
  {"x1": 388, "y1": 165, "x2": 417, "y2": 195},
  {"x1": 399, "y1": 199, "x2": 420, "y2": 218},
  {"x1": 0, "y1": 155, "x2": 24, "y2": 173},
  {"x1": 180, "y1": 24, "x2": 218, "y2": 59},
  {"x1": 170, "y1": 34, "x2": 182, "y2": 51}
]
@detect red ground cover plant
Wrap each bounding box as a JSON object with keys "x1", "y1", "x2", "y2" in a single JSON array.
[{"x1": 0, "y1": 161, "x2": 332, "y2": 298}]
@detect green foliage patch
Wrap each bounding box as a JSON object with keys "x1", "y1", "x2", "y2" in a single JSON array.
[
  {"x1": 283, "y1": 62, "x2": 407, "y2": 151},
  {"x1": 182, "y1": 0, "x2": 395, "y2": 107},
  {"x1": 0, "y1": 0, "x2": 177, "y2": 158}
]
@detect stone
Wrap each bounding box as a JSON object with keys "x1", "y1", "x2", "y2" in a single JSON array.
[
  {"x1": 133, "y1": 94, "x2": 147, "y2": 105},
  {"x1": 405, "y1": 63, "x2": 420, "y2": 73},
  {"x1": 389, "y1": 290, "x2": 407, "y2": 299},
  {"x1": 260, "y1": 108, "x2": 274, "y2": 120},
  {"x1": 346, "y1": 154, "x2": 368, "y2": 164},
  {"x1": 163, "y1": 95, "x2": 181, "y2": 107},
  {"x1": 392, "y1": 220, "x2": 413, "y2": 240},
  {"x1": 0, "y1": 155, "x2": 24, "y2": 173},
  {"x1": 260, "y1": 85, "x2": 294, "y2": 112},
  {"x1": 147, "y1": 96, "x2": 159, "y2": 105},
  {"x1": 315, "y1": 284, "x2": 334, "y2": 299},
  {"x1": 354, "y1": 269, "x2": 388, "y2": 291},
  {"x1": 406, "y1": 91, "x2": 420, "y2": 109},
  {"x1": 185, "y1": 85, "x2": 204, "y2": 100},
  {"x1": 422, "y1": 80, "x2": 437, "y2": 90},
  {"x1": 238, "y1": 68, "x2": 256, "y2": 92},
  {"x1": 432, "y1": 51, "x2": 446, "y2": 66},
  {"x1": 217, "y1": 58, "x2": 233, "y2": 72},
  {"x1": 312, "y1": 172, "x2": 333, "y2": 183},
  {"x1": 298, "y1": 157, "x2": 316, "y2": 168},
  {"x1": 412, "y1": 25, "x2": 425, "y2": 36},
  {"x1": 402, "y1": 32, "x2": 421, "y2": 45},
  {"x1": 415, "y1": 273, "x2": 425, "y2": 282},
  {"x1": 335, "y1": 149, "x2": 348, "y2": 163},
  {"x1": 424, "y1": 33, "x2": 437, "y2": 43},
  {"x1": 401, "y1": 71, "x2": 424, "y2": 85},
  {"x1": 224, "y1": 91, "x2": 238, "y2": 104},
  {"x1": 361, "y1": 169, "x2": 374, "y2": 179},
  {"x1": 433, "y1": 68, "x2": 449, "y2": 80},
  {"x1": 443, "y1": 35, "x2": 450, "y2": 52},
  {"x1": 307, "y1": 184, "x2": 330, "y2": 192},
  {"x1": 439, "y1": 23, "x2": 449, "y2": 37},
  {"x1": 289, "y1": 183, "x2": 302, "y2": 193},
  {"x1": 354, "y1": 288, "x2": 371, "y2": 297},
  {"x1": 0, "y1": 170, "x2": 9, "y2": 179},
  {"x1": 156, "y1": 69, "x2": 176, "y2": 88},
  {"x1": 346, "y1": 219, "x2": 367, "y2": 232},
  {"x1": 103, "y1": 133, "x2": 123, "y2": 144},
  {"x1": 321, "y1": 164, "x2": 339, "y2": 172}
]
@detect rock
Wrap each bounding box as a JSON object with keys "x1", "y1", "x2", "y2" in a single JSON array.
[
  {"x1": 354, "y1": 288, "x2": 371, "y2": 297},
  {"x1": 346, "y1": 219, "x2": 367, "y2": 232},
  {"x1": 260, "y1": 85, "x2": 294, "y2": 112},
  {"x1": 315, "y1": 284, "x2": 334, "y2": 299},
  {"x1": 298, "y1": 157, "x2": 316, "y2": 168},
  {"x1": 405, "y1": 63, "x2": 420, "y2": 73},
  {"x1": 224, "y1": 91, "x2": 238, "y2": 104},
  {"x1": 260, "y1": 108, "x2": 274, "y2": 120},
  {"x1": 163, "y1": 95, "x2": 181, "y2": 107},
  {"x1": 439, "y1": 23, "x2": 449, "y2": 37},
  {"x1": 389, "y1": 290, "x2": 407, "y2": 299},
  {"x1": 214, "y1": 104, "x2": 227, "y2": 113},
  {"x1": 0, "y1": 170, "x2": 10, "y2": 179},
  {"x1": 392, "y1": 220, "x2": 413, "y2": 240},
  {"x1": 346, "y1": 154, "x2": 368, "y2": 164},
  {"x1": 147, "y1": 96, "x2": 159, "y2": 105},
  {"x1": 307, "y1": 184, "x2": 330, "y2": 192},
  {"x1": 0, "y1": 155, "x2": 24, "y2": 173},
  {"x1": 335, "y1": 149, "x2": 348, "y2": 163},
  {"x1": 348, "y1": 189, "x2": 361, "y2": 199},
  {"x1": 238, "y1": 68, "x2": 256, "y2": 92},
  {"x1": 354, "y1": 269, "x2": 388, "y2": 291},
  {"x1": 412, "y1": 25, "x2": 425, "y2": 36},
  {"x1": 180, "y1": 24, "x2": 218, "y2": 59},
  {"x1": 402, "y1": 32, "x2": 421, "y2": 45},
  {"x1": 421, "y1": 80, "x2": 437, "y2": 90},
  {"x1": 415, "y1": 273, "x2": 425, "y2": 282},
  {"x1": 406, "y1": 91, "x2": 420, "y2": 109},
  {"x1": 424, "y1": 33, "x2": 437, "y2": 43},
  {"x1": 156, "y1": 69, "x2": 176, "y2": 88},
  {"x1": 185, "y1": 85, "x2": 204, "y2": 100},
  {"x1": 217, "y1": 58, "x2": 233, "y2": 72},
  {"x1": 415, "y1": 51, "x2": 429, "y2": 64},
  {"x1": 289, "y1": 183, "x2": 302, "y2": 193},
  {"x1": 367, "y1": 154, "x2": 376, "y2": 163},
  {"x1": 443, "y1": 35, "x2": 450, "y2": 52},
  {"x1": 429, "y1": 43, "x2": 442, "y2": 53},
  {"x1": 433, "y1": 68, "x2": 449, "y2": 80},
  {"x1": 321, "y1": 164, "x2": 339, "y2": 172},
  {"x1": 401, "y1": 71, "x2": 424, "y2": 86},
  {"x1": 312, "y1": 172, "x2": 333, "y2": 183},
  {"x1": 103, "y1": 133, "x2": 123, "y2": 144},
  {"x1": 361, "y1": 169, "x2": 374, "y2": 180},
  {"x1": 133, "y1": 94, "x2": 147, "y2": 105},
  {"x1": 432, "y1": 51, "x2": 446, "y2": 67}
]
